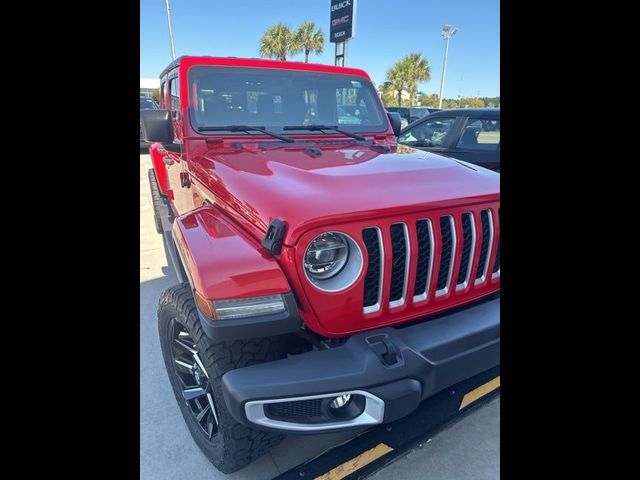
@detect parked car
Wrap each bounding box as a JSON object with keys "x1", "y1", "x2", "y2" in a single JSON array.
[
  {"x1": 386, "y1": 106, "x2": 442, "y2": 128},
  {"x1": 140, "y1": 96, "x2": 158, "y2": 147},
  {"x1": 397, "y1": 108, "x2": 500, "y2": 172},
  {"x1": 141, "y1": 56, "x2": 500, "y2": 474}
]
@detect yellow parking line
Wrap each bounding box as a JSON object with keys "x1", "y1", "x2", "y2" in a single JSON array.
[
  {"x1": 314, "y1": 443, "x2": 394, "y2": 480},
  {"x1": 459, "y1": 376, "x2": 500, "y2": 410}
]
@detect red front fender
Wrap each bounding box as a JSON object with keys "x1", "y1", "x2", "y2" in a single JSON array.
[
  {"x1": 149, "y1": 142, "x2": 169, "y2": 195},
  {"x1": 172, "y1": 206, "x2": 291, "y2": 301}
]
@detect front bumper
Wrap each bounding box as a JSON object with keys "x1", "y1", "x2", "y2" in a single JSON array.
[{"x1": 221, "y1": 296, "x2": 499, "y2": 433}]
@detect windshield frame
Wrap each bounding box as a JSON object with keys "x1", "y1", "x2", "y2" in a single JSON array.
[{"x1": 186, "y1": 65, "x2": 389, "y2": 137}]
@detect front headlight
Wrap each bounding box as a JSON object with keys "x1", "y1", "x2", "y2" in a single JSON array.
[
  {"x1": 303, "y1": 232, "x2": 363, "y2": 292},
  {"x1": 212, "y1": 295, "x2": 286, "y2": 320},
  {"x1": 304, "y1": 232, "x2": 350, "y2": 280}
]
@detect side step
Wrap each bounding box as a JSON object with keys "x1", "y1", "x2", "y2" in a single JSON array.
[{"x1": 273, "y1": 366, "x2": 500, "y2": 480}]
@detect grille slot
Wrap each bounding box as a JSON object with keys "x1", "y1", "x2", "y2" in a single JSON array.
[
  {"x1": 492, "y1": 209, "x2": 500, "y2": 277},
  {"x1": 362, "y1": 228, "x2": 383, "y2": 313},
  {"x1": 436, "y1": 216, "x2": 456, "y2": 296},
  {"x1": 475, "y1": 209, "x2": 493, "y2": 285},
  {"x1": 265, "y1": 399, "x2": 324, "y2": 420},
  {"x1": 359, "y1": 206, "x2": 498, "y2": 317},
  {"x1": 456, "y1": 213, "x2": 476, "y2": 291},
  {"x1": 389, "y1": 223, "x2": 409, "y2": 307},
  {"x1": 413, "y1": 220, "x2": 434, "y2": 302}
]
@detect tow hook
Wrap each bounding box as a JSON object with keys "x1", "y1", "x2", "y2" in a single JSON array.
[{"x1": 366, "y1": 334, "x2": 400, "y2": 366}]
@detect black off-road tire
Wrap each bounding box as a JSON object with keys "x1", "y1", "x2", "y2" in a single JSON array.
[
  {"x1": 148, "y1": 168, "x2": 164, "y2": 235},
  {"x1": 158, "y1": 284, "x2": 287, "y2": 473}
]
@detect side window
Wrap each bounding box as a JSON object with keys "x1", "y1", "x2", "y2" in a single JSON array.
[
  {"x1": 457, "y1": 119, "x2": 500, "y2": 150},
  {"x1": 169, "y1": 77, "x2": 180, "y2": 114},
  {"x1": 398, "y1": 117, "x2": 456, "y2": 147}
]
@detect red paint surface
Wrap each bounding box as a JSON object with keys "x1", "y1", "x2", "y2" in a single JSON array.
[
  {"x1": 149, "y1": 142, "x2": 169, "y2": 194},
  {"x1": 292, "y1": 202, "x2": 500, "y2": 336},
  {"x1": 159, "y1": 57, "x2": 500, "y2": 336},
  {"x1": 172, "y1": 206, "x2": 291, "y2": 301},
  {"x1": 187, "y1": 143, "x2": 499, "y2": 246}
]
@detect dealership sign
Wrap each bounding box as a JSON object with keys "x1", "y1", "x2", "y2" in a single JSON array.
[{"x1": 330, "y1": 0, "x2": 357, "y2": 43}]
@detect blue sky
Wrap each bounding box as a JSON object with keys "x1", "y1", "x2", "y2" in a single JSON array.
[{"x1": 140, "y1": 0, "x2": 499, "y2": 98}]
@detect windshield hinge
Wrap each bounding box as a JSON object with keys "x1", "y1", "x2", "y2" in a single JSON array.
[{"x1": 262, "y1": 218, "x2": 287, "y2": 255}]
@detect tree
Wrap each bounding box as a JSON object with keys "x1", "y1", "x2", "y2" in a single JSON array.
[
  {"x1": 419, "y1": 93, "x2": 440, "y2": 107},
  {"x1": 260, "y1": 23, "x2": 296, "y2": 61},
  {"x1": 439, "y1": 99, "x2": 459, "y2": 109},
  {"x1": 380, "y1": 84, "x2": 412, "y2": 106},
  {"x1": 384, "y1": 62, "x2": 410, "y2": 107},
  {"x1": 384, "y1": 53, "x2": 431, "y2": 107},
  {"x1": 480, "y1": 96, "x2": 500, "y2": 107},
  {"x1": 403, "y1": 52, "x2": 431, "y2": 105},
  {"x1": 294, "y1": 21, "x2": 324, "y2": 63},
  {"x1": 379, "y1": 82, "x2": 396, "y2": 106},
  {"x1": 459, "y1": 97, "x2": 484, "y2": 108}
]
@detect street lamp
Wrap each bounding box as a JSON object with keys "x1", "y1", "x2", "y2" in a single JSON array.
[
  {"x1": 164, "y1": 0, "x2": 177, "y2": 61},
  {"x1": 437, "y1": 24, "x2": 458, "y2": 109}
]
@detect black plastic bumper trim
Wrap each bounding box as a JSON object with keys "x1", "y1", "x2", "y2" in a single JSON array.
[{"x1": 221, "y1": 297, "x2": 499, "y2": 433}]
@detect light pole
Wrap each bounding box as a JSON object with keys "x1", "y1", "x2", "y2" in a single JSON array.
[
  {"x1": 437, "y1": 24, "x2": 458, "y2": 109},
  {"x1": 164, "y1": 0, "x2": 176, "y2": 61}
]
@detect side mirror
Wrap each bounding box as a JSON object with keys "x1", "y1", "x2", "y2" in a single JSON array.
[
  {"x1": 141, "y1": 109, "x2": 174, "y2": 144},
  {"x1": 387, "y1": 112, "x2": 402, "y2": 136}
]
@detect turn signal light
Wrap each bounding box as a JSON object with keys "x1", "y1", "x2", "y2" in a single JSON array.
[{"x1": 194, "y1": 290, "x2": 217, "y2": 319}]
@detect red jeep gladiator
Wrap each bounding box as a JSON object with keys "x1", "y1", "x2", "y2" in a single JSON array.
[{"x1": 141, "y1": 56, "x2": 500, "y2": 473}]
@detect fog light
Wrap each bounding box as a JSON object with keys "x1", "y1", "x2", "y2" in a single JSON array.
[{"x1": 329, "y1": 394, "x2": 351, "y2": 409}]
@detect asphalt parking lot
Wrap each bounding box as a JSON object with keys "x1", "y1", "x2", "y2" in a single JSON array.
[{"x1": 139, "y1": 153, "x2": 500, "y2": 479}]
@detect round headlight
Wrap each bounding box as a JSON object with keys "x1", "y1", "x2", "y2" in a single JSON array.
[
  {"x1": 304, "y1": 232, "x2": 349, "y2": 280},
  {"x1": 303, "y1": 232, "x2": 363, "y2": 292}
]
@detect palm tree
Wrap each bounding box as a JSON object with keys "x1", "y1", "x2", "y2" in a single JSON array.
[
  {"x1": 294, "y1": 21, "x2": 324, "y2": 63},
  {"x1": 384, "y1": 63, "x2": 410, "y2": 107},
  {"x1": 260, "y1": 23, "x2": 296, "y2": 61},
  {"x1": 384, "y1": 53, "x2": 431, "y2": 106},
  {"x1": 403, "y1": 52, "x2": 431, "y2": 105}
]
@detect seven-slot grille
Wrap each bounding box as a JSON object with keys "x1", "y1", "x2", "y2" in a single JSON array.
[{"x1": 362, "y1": 207, "x2": 499, "y2": 314}]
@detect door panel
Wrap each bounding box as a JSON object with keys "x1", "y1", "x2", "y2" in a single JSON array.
[
  {"x1": 449, "y1": 117, "x2": 500, "y2": 171},
  {"x1": 165, "y1": 75, "x2": 189, "y2": 215},
  {"x1": 397, "y1": 117, "x2": 459, "y2": 150}
]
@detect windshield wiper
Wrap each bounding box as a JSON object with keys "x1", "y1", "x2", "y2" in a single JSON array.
[
  {"x1": 283, "y1": 125, "x2": 367, "y2": 141},
  {"x1": 197, "y1": 125, "x2": 294, "y2": 143}
]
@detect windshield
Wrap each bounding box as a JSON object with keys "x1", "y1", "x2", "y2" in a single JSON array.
[
  {"x1": 188, "y1": 66, "x2": 388, "y2": 134},
  {"x1": 140, "y1": 98, "x2": 157, "y2": 110}
]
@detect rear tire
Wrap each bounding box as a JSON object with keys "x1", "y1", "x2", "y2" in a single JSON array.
[
  {"x1": 158, "y1": 284, "x2": 287, "y2": 473},
  {"x1": 148, "y1": 168, "x2": 164, "y2": 235}
]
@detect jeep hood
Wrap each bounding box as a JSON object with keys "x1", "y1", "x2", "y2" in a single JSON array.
[{"x1": 193, "y1": 143, "x2": 500, "y2": 245}]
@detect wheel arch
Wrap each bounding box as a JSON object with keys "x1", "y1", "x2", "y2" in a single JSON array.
[{"x1": 171, "y1": 205, "x2": 292, "y2": 302}]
